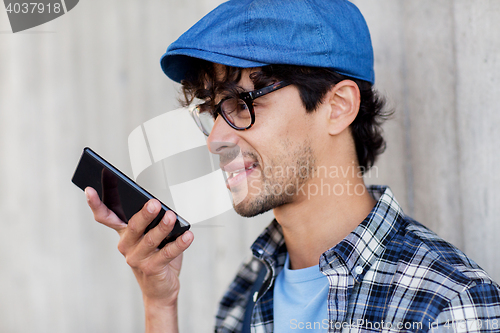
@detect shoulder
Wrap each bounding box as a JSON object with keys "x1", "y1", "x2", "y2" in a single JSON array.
[
  {"x1": 432, "y1": 282, "x2": 500, "y2": 331},
  {"x1": 382, "y1": 215, "x2": 500, "y2": 326},
  {"x1": 398, "y1": 216, "x2": 496, "y2": 286}
]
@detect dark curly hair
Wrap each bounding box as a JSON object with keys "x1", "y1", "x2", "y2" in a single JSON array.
[{"x1": 180, "y1": 61, "x2": 391, "y2": 173}]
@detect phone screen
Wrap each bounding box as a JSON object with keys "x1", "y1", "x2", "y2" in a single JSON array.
[{"x1": 72, "y1": 147, "x2": 190, "y2": 248}]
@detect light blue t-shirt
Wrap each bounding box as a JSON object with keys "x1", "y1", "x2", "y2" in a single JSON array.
[{"x1": 273, "y1": 253, "x2": 329, "y2": 332}]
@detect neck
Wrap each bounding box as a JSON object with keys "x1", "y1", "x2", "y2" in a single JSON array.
[{"x1": 273, "y1": 164, "x2": 376, "y2": 270}]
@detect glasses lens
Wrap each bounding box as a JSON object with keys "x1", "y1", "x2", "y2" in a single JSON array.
[
  {"x1": 220, "y1": 98, "x2": 252, "y2": 129},
  {"x1": 190, "y1": 106, "x2": 214, "y2": 136},
  {"x1": 198, "y1": 110, "x2": 215, "y2": 136}
]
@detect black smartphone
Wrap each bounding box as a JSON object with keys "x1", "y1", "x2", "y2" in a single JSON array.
[{"x1": 71, "y1": 147, "x2": 190, "y2": 249}]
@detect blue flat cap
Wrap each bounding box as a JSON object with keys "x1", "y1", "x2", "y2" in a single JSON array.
[{"x1": 161, "y1": 0, "x2": 374, "y2": 84}]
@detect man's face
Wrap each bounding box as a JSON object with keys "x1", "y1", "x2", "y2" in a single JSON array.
[{"x1": 207, "y1": 68, "x2": 321, "y2": 217}]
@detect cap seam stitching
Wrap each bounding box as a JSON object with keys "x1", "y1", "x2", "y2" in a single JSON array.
[{"x1": 304, "y1": 0, "x2": 332, "y2": 68}]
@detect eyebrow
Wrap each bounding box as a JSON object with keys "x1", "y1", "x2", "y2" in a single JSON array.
[{"x1": 215, "y1": 86, "x2": 248, "y2": 103}]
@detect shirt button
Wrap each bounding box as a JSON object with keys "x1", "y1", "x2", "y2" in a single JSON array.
[{"x1": 355, "y1": 266, "x2": 363, "y2": 275}]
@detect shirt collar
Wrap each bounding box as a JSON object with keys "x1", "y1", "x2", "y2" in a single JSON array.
[
  {"x1": 250, "y1": 185, "x2": 404, "y2": 281},
  {"x1": 251, "y1": 218, "x2": 285, "y2": 260},
  {"x1": 319, "y1": 185, "x2": 404, "y2": 282}
]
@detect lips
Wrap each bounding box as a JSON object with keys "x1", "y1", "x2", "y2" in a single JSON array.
[
  {"x1": 224, "y1": 162, "x2": 259, "y2": 180},
  {"x1": 221, "y1": 159, "x2": 259, "y2": 190}
]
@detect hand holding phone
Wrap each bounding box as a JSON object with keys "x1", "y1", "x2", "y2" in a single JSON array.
[
  {"x1": 85, "y1": 186, "x2": 193, "y2": 316},
  {"x1": 73, "y1": 147, "x2": 194, "y2": 318}
]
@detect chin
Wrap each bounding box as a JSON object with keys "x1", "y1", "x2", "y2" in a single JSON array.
[
  {"x1": 232, "y1": 192, "x2": 293, "y2": 218},
  {"x1": 233, "y1": 203, "x2": 271, "y2": 218}
]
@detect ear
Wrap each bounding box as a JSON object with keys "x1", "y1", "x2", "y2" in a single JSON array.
[{"x1": 324, "y1": 80, "x2": 360, "y2": 136}]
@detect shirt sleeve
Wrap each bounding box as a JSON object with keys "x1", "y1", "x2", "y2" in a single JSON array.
[{"x1": 431, "y1": 282, "x2": 500, "y2": 332}]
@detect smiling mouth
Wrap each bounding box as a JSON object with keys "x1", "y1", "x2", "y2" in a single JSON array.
[{"x1": 225, "y1": 162, "x2": 259, "y2": 180}]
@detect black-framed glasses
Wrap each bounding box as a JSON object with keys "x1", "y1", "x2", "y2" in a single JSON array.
[{"x1": 189, "y1": 81, "x2": 290, "y2": 136}]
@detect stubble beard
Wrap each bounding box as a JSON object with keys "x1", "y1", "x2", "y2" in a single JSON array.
[{"x1": 233, "y1": 141, "x2": 316, "y2": 218}]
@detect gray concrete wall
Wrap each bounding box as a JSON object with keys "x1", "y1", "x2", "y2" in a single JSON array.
[{"x1": 0, "y1": 1, "x2": 498, "y2": 332}]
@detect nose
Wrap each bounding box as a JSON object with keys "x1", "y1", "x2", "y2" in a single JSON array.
[{"x1": 206, "y1": 115, "x2": 239, "y2": 154}]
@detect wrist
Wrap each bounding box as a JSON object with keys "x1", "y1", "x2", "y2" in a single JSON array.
[{"x1": 144, "y1": 297, "x2": 179, "y2": 333}]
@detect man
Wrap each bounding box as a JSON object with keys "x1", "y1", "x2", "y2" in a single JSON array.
[{"x1": 85, "y1": 0, "x2": 500, "y2": 332}]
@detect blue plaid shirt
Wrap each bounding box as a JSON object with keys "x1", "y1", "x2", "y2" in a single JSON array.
[{"x1": 215, "y1": 186, "x2": 500, "y2": 332}]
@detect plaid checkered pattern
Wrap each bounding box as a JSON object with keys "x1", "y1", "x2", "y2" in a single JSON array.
[{"x1": 215, "y1": 186, "x2": 500, "y2": 332}]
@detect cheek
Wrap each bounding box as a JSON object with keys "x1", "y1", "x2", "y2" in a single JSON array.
[
  {"x1": 267, "y1": 98, "x2": 308, "y2": 134},
  {"x1": 242, "y1": 91, "x2": 313, "y2": 161}
]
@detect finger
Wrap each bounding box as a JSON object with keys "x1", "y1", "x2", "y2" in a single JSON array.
[
  {"x1": 149, "y1": 228, "x2": 194, "y2": 270},
  {"x1": 120, "y1": 199, "x2": 162, "y2": 249},
  {"x1": 85, "y1": 187, "x2": 126, "y2": 232},
  {"x1": 134, "y1": 210, "x2": 178, "y2": 256}
]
